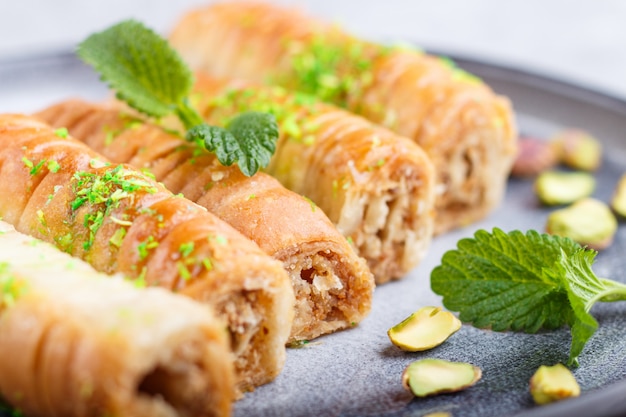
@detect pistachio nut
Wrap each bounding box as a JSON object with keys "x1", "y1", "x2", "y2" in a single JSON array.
[
  {"x1": 402, "y1": 358, "x2": 481, "y2": 398},
  {"x1": 546, "y1": 198, "x2": 617, "y2": 250},
  {"x1": 534, "y1": 171, "x2": 595, "y2": 206},
  {"x1": 551, "y1": 129, "x2": 602, "y2": 171},
  {"x1": 511, "y1": 137, "x2": 559, "y2": 178},
  {"x1": 611, "y1": 173, "x2": 626, "y2": 217},
  {"x1": 529, "y1": 363, "x2": 580, "y2": 405},
  {"x1": 388, "y1": 306, "x2": 461, "y2": 352}
]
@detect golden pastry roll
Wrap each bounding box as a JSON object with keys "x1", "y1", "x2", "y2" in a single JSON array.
[
  {"x1": 0, "y1": 113, "x2": 294, "y2": 393},
  {"x1": 169, "y1": 1, "x2": 518, "y2": 234},
  {"x1": 193, "y1": 77, "x2": 435, "y2": 283},
  {"x1": 36, "y1": 99, "x2": 374, "y2": 342},
  {"x1": 0, "y1": 221, "x2": 234, "y2": 417}
]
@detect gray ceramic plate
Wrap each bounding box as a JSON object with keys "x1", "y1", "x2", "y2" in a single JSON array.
[{"x1": 0, "y1": 51, "x2": 625, "y2": 417}]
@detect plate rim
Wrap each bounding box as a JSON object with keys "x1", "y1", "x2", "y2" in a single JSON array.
[{"x1": 426, "y1": 48, "x2": 626, "y2": 116}]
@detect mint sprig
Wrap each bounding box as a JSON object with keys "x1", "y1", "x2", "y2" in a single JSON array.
[
  {"x1": 77, "y1": 20, "x2": 278, "y2": 176},
  {"x1": 188, "y1": 111, "x2": 278, "y2": 177},
  {"x1": 431, "y1": 228, "x2": 626, "y2": 366}
]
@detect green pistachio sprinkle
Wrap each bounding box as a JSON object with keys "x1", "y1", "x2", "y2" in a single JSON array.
[
  {"x1": 281, "y1": 34, "x2": 375, "y2": 107},
  {"x1": 71, "y1": 164, "x2": 158, "y2": 251},
  {"x1": 54, "y1": 127, "x2": 69, "y2": 138},
  {"x1": 0, "y1": 262, "x2": 27, "y2": 308},
  {"x1": 303, "y1": 196, "x2": 317, "y2": 212},
  {"x1": 204, "y1": 86, "x2": 323, "y2": 144},
  {"x1": 109, "y1": 227, "x2": 127, "y2": 248},
  {"x1": 55, "y1": 233, "x2": 74, "y2": 253},
  {"x1": 176, "y1": 261, "x2": 192, "y2": 281},
  {"x1": 47, "y1": 160, "x2": 61, "y2": 173},
  {"x1": 137, "y1": 235, "x2": 159, "y2": 260},
  {"x1": 179, "y1": 241, "x2": 195, "y2": 258},
  {"x1": 30, "y1": 159, "x2": 47, "y2": 175},
  {"x1": 21, "y1": 157, "x2": 33, "y2": 170},
  {"x1": 132, "y1": 267, "x2": 148, "y2": 288},
  {"x1": 36, "y1": 210, "x2": 46, "y2": 227},
  {"x1": 202, "y1": 257, "x2": 213, "y2": 271},
  {"x1": 212, "y1": 235, "x2": 228, "y2": 245}
]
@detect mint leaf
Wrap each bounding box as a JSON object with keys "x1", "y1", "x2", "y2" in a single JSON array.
[
  {"x1": 431, "y1": 229, "x2": 579, "y2": 331},
  {"x1": 431, "y1": 228, "x2": 626, "y2": 365},
  {"x1": 226, "y1": 112, "x2": 279, "y2": 176},
  {"x1": 187, "y1": 112, "x2": 278, "y2": 177},
  {"x1": 550, "y1": 248, "x2": 626, "y2": 364},
  {"x1": 77, "y1": 20, "x2": 279, "y2": 176},
  {"x1": 544, "y1": 249, "x2": 599, "y2": 366},
  {"x1": 77, "y1": 20, "x2": 194, "y2": 119},
  {"x1": 187, "y1": 125, "x2": 239, "y2": 166}
]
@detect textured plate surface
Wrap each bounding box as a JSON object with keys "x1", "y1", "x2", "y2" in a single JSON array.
[{"x1": 0, "y1": 52, "x2": 625, "y2": 417}]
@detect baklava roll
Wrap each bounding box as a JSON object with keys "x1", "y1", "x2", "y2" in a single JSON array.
[
  {"x1": 0, "y1": 114, "x2": 294, "y2": 393},
  {"x1": 194, "y1": 77, "x2": 435, "y2": 283},
  {"x1": 169, "y1": 1, "x2": 518, "y2": 234},
  {"x1": 0, "y1": 221, "x2": 234, "y2": 417},
  {"x1": 36, "y1": 99, "x2": 374, "y2": 342}
]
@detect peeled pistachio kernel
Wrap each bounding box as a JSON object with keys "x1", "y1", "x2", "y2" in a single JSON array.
[
  {"x1": 546, "y1": 198, "x2": 618, "y2": 250},
  {"x1": 402, "y1": 359, "x2": 482, "y2": 398},
  {"x1": 534, "y1": 171, "x2": 595, "y2": 205},
  {"x1": 388, "y1": 306, "x2": 461, "y2": 351},
  {"x1": 611, "y1": 173, "x2": 626, "y2": 217},
  {"x1": 552, "y1": 129, "x2": 602, "y2": 171},
  {"x1": 530, "y1": 363, "x2": 580, "y2": 405}
]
